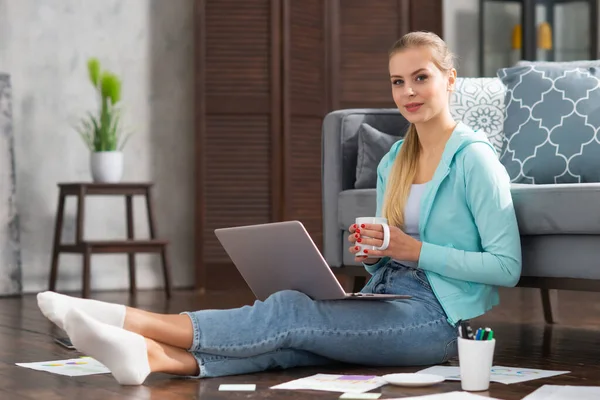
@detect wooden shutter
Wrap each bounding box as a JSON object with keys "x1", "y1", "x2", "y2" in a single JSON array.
[
  {"x1": 333, "y1": 0, "x2": 409, "y2": 109},
  {"x1": 409, "y1": 0, "x2": 443, "y2": 36},
  {"x1": 330, "y1": 0, "x2": 443, "y2": 110},
  {"x1": 195, "y1": 0, "x2": 281, "y2": 288},
  {"x1": 282, "y1": 0, "x2": 327, "y2": 250},
  {"x1": 194, "y1": 0, "x2": 443, "y2": 290}
]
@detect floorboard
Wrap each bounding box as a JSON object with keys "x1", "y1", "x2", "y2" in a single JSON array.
[{"x1": 1, "y1": 286, "x2": 599, "y2": 399}]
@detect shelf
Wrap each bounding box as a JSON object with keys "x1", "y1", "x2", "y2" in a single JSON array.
[{"x1": 484, "y1": 0, "x2": 592, "y2": 4}]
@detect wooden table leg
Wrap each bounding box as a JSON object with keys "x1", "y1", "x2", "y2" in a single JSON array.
[
  {"x1": 145, "y1": 188, "x2": 156, "y2": 238},
  {"x1": 77, "y1": 186, "x2": 89, "y2": 298},
  {"x1": 161, "y1": 246, "x2": 172, "y2": 299},
  {"x1": 145, "y1": 187, "x2": 172, "y2": 298},
  {"x1": 76, "y1": 186, "x2": 86, "y2": 244},
  {"x1": 49, "y1": 190, "x2": 66, "y2": 291},
  {"x1": 82, "y1": 246, "x2": 91, "y2": 298},
  {"x1": 125, "y1": 195, "x2": 136, "y2": 296}
]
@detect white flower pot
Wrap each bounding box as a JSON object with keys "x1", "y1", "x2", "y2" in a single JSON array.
[{"x1": 90, "y1": 151, "x2": 123, "y2": 183}]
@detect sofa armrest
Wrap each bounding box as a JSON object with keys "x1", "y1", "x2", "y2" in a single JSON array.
[
  {"x1": 322, "y1": 111, "x2": 347, "y2": 267},
  {"x1": 321, "y1": 108, "x2": 407, "y2": 267}
]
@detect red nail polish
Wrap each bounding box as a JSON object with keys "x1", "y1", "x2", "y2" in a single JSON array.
[
  {"x1": 355, "y1": 234, "x2": 359, "y2": 238},
  {"x1": 357, "y1": 238, "x2": 362, "y2": 243},
  {"x1": 355, "y1": 246, "x2": 359, "y2": 250},
  {"x1": 361, "y1": 224, "x2": 365, "y2": 228},
  {"x1": 364, "y1": 249, "x2": 369, "y2": 254},
  {"x1": 353, "y1": 224, "x2": 357, "y2": 229},
  {"x1": 356, "y1": 229, "x2": 360, "y2": 234}
]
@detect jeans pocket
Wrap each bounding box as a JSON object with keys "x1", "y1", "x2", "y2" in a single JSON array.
[{"x1": 411, "y1": 269, "x2": 432, "y2": 290}]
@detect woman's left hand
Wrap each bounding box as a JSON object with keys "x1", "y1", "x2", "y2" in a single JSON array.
[{"x1": 358, "y1": 223, "x2": 423, "y2": 262}]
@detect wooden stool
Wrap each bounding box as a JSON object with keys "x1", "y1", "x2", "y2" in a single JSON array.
[{"x1": 48, "y1": 182, "x2": 172, "y2": 298}]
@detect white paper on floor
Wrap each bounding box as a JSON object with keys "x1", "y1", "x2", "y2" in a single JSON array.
[
  {"x1": 417, "y1": 366, "x2": 570, "y2": 385},
  {"x1": 271, "y1": 373, "x2": 386, "y2": 393},
  {"x1": 218, "y1": 384, "x2": 256, "y2": 391},
  {"x1": 15, "y1": 356, "x2": 110, "y2": 377},
  {"x1": 339, "y1": 393, "x2": 382, "y2": 399},
  {"x1": 385, "y1": 392, "x2": 501, "y2": 400},
  {"x1": 522, "y1": 385, "x2": 600, "y2": 400}
]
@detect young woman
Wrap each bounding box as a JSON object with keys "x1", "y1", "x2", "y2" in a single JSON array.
[{"x1": 37, "y1": 31, "x2": 521, "y2": 385}]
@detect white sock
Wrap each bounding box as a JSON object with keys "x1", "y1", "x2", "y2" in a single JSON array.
[
  {"x1": 64, "y1": 308, "x2": 151, "y2": 385},
  {"x1": 37, "y1": 291, "x2": 125, "y2": 331}
]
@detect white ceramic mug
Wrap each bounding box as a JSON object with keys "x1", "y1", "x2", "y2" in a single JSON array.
[
  {"x1": 355, "y1": 217, "x2": 390, "y2": 257},
  {"x1": 457, "y1": 337, "x2": 496, "y2": 391}
]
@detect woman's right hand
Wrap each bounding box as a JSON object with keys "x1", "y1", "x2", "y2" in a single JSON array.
[{"x1": 347, "y1": 223, "x2": 381, "y2": 265}]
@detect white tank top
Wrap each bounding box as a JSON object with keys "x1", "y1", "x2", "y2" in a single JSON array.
[{"x1": 393, "y1": 182, "x2": 427, "y2": 268}]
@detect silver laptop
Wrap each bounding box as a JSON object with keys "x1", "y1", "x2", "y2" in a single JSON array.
[{"x1": 214, "y1": 220, "x2": 411, "y2": 301}]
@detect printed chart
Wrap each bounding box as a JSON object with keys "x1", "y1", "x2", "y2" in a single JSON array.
[
  {"x1": 271, "y1": 374, "x2": 387, "y2": 393},
  {"x1": 418, "y1": 366, "x2": 570, "y2": 385},
  {"x1": 16, "y1": 357, "x2": 110, "y2": 377}
]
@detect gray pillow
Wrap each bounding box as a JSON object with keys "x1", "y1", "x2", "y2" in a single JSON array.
[
  {"x1": 355, "y1": 123, "x2": 401, "y2": 189},
  {"x1": 497, "y1": 64, "x2": 600, "y2": 184}
]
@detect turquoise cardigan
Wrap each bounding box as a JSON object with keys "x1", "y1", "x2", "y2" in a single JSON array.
[{"x1": 365, "y1": 122, "x2": 522, "y2": 325}]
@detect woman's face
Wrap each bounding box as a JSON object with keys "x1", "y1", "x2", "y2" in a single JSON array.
[{"x1": 388, "y1": 47, "x2": 455, "y2": 124}]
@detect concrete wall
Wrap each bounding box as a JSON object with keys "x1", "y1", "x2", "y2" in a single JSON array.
[
  {"x1": 0, "y1": 0, "x2": 195, "y2": 294},
  {"x1": 0, "y1": 73, "x2": 21, "y2": 296}
]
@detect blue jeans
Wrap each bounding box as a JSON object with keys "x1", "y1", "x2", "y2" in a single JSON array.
[{"x1": 182, "y1": 261, "x2": 458, "y2": 378}]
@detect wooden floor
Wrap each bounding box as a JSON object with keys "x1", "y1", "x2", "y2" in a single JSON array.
[{"x1": 2, "y1": 286, "x2": 600, "y2": 399}]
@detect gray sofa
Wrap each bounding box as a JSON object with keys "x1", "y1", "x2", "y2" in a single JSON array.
[{"x1": 322, "y1": 108, "x2": 600, "y2": 323}]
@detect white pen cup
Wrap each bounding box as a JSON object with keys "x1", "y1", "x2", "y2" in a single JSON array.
[
  {"x1": 355, "y1": 217, "x2": 390, "y2": 258},
  {"x1": 458, "y1": 337, "x2": 496, "y2": 391}
]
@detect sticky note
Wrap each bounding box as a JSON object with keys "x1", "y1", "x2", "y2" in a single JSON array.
[
  {"x1": 218, "y1": 384, "x2": 256, "y2": 391},
  {"x1": 339, "y1": 393, "x2": 382, "y2": 399}
]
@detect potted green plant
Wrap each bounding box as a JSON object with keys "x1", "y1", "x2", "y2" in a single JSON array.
[{"x1": 75, "y1": 58, "x2": 131, "y2": 183}]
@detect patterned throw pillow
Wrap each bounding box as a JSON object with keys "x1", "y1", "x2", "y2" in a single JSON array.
[
  {"x1": 450, "y1": 77, "x2": 506, "y2": 156},
  {"x1": 498, "y1": 65, "x2": 600, "y2": 184}
]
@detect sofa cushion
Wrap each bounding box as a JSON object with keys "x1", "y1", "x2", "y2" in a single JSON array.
[
  {"x1": 497, "y1": 64, "x2": 600, "y2": 184},
  {"x1": 511, "y1": 183, "x2": 600, "y2": 235},
  {"x1": 354, "y1": 123, "x2": 401, "y2": 189},
  {"x1": 450, "y1": 77, "x2": 506, "y2": 156},
  {"x1": 331, "y1": 110, "x2": 409, "y2": 191},
  {"x1": 338, "y1": 183, "x2": 600, "y2": 236}
]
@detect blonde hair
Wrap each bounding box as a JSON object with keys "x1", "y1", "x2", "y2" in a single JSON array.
[{"x1": 382, "y1": 31, "x2": 456, "y2": 228}]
